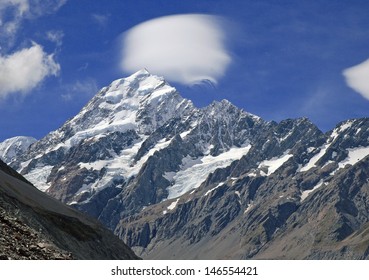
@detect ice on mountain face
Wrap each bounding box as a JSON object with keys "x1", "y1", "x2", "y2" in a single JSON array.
[
  {"x1": 167, "y1": 145, "x2": 251, "y2": 199},
  {"x1": 258, "y1": 152, "x2": 293, "y2": 176},
  {"x1": 25, "y1": 165, "x2": 53, "y2": 191},
  {"x1": 79, "y1": 160, "x2": 109, "y2": 171},
  {"x1": 78, "y1": 136, "x2": 174, "y2": 195}
]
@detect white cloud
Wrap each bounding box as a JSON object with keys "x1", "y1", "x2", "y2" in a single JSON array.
[
  {"x1": 343, "y1": 58, "x2": 369, "y2": 100},
  {"x1": 0, "y1": 43, "x2": 60, "y2": 98},
  {"x1": 120, "y1": 14, "x2": 232, "y2": 85}
]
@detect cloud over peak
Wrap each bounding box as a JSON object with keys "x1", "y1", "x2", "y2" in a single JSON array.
[
  {"x1": 120, "y1": 14, "x2": 232, "y2": 86},
  {"x1": 0, "y1": 43, "x2": 60, "y2": 98}
]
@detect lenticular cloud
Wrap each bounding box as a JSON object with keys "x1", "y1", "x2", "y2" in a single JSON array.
[
  {"x1": 343, "y1": 58, "x2": 369, "y2": 101},
  {"x1": 120, "y1": 14, "x2": 231, "y2": 85}
]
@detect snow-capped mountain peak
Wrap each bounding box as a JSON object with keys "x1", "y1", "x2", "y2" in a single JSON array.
[{"x1": 3, "y1": 70, "x2": 369, "y2": 260}]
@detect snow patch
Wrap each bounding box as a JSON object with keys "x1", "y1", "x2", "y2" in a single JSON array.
[
  {"x1": 244, "y1": 203, "x2": 253, "y2": 214},
  {"x1": 258, "y1": 152, "x2": 293, "y2": 175},
  {"x1": 167, "y1": 198, "x2": 180, "y2": 210},
  {"x1": 204, "y1": 183, "x2": 224, "y2": 196},
  {"x1": 338, "y1": 146, "x2": 369, "y2": 169},
  {"x1": 300, "y1": 144, "x2": 330, "y2": 172},
  {"x1": 300, "y1": 180, "x2": 325, "y2": 202},
  {"x1": 338, "y1": 121, "x2": 353, "y2": 132}
]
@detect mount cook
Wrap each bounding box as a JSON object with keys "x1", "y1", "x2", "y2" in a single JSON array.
[{"x1": 2, "y1": 69, "x2": 369, "y2": 259}]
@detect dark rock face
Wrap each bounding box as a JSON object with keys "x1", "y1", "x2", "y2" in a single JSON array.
[
  {"x1": 0, "y1": 160, "x2": 139, "y2": 260},
  {"x1": 2, "y1": 70, "x2": 369, "y2": 259}
]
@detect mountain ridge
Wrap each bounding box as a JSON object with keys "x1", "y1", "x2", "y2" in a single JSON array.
[{"x1": 2, "y1": 69, "x2": 369, "y2": 259}]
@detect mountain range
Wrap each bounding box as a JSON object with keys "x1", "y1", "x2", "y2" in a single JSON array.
[{"x1": 1, "y1": 69, "x2": 369, "y2": 259}]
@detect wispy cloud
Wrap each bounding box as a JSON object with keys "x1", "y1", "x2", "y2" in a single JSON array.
[
  {"x1": 0, "y1": 0, "x2": 29, "y2": 49},
  {"x1": 0, "y1": 43, "x2": 60, "y2": 98},
  {"x1": 120, "y1": 14, "x2": 231, "y2": 86},
  {"x1": 46, "y1": 30, "x2": 64, "y2": 47},
  {"x1": 343, "y1": 58, "x2": 369, "y2": 100},
  {"x1": 0, "y1": 0, "x2": 67, "y2": 50},
  {"x1": 91, "y1": 13, "x2": 109, "y2": 28},
  {"x1": 61, "y1": 78, "x2": 98, "y2": 101}
]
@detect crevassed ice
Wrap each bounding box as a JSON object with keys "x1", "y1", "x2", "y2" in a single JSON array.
[{"x1": 24, "y1": 165, "x2": 54, "y2": 191}]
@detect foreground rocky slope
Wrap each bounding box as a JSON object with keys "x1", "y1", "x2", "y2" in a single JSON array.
[
  {"x1": 0, "y1": 160, "x2": 138, "y2": 260},
  {"x1": 2, "y1": 70, "x2": 369, "y2": 259}
]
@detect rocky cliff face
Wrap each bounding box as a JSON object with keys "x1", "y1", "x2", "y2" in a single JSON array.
[
  {"x1": 115, "y1": 118, "x2": 369, "y2": 259},
  {"x1": 2, "y1": 70, "x2": 369, "y2": 259},
  {"x1": 0, "y1": 160, "x2": 139, "y2": 260}
]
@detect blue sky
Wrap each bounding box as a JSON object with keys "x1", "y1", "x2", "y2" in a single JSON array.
[{"x1": 1, "y1": 0, "x2": 369, "y2": 141}]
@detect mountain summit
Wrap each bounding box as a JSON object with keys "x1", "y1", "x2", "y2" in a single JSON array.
[{"x1": 3, "y1": 70, "x2": 369, "y2": 259}]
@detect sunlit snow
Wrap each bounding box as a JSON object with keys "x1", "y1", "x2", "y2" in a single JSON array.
[
  {"x1": 244, "y1": 202, "x2": 253, "y2": 214},
  {"x1": 167, "y1": 198, "x2": 180, "y2": 210},
  {"x1": 338, "y1": 146, "x2": 369, "y2": 169},
  {"x1": 300, "y1": 144, "x2": 330, "y2": 172},
  {"x1": 204, "y1": 183, "x2": 224, "y2": 196},
  {"x1": 167, "y1": 145, "x2": 251, "y2": 199},
  {"x1": 257, "y1": 152, "x2": 293, "y2": 176},
  {"x1": 301, "y1": 122, "x2": 355, "y2": 172}
]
